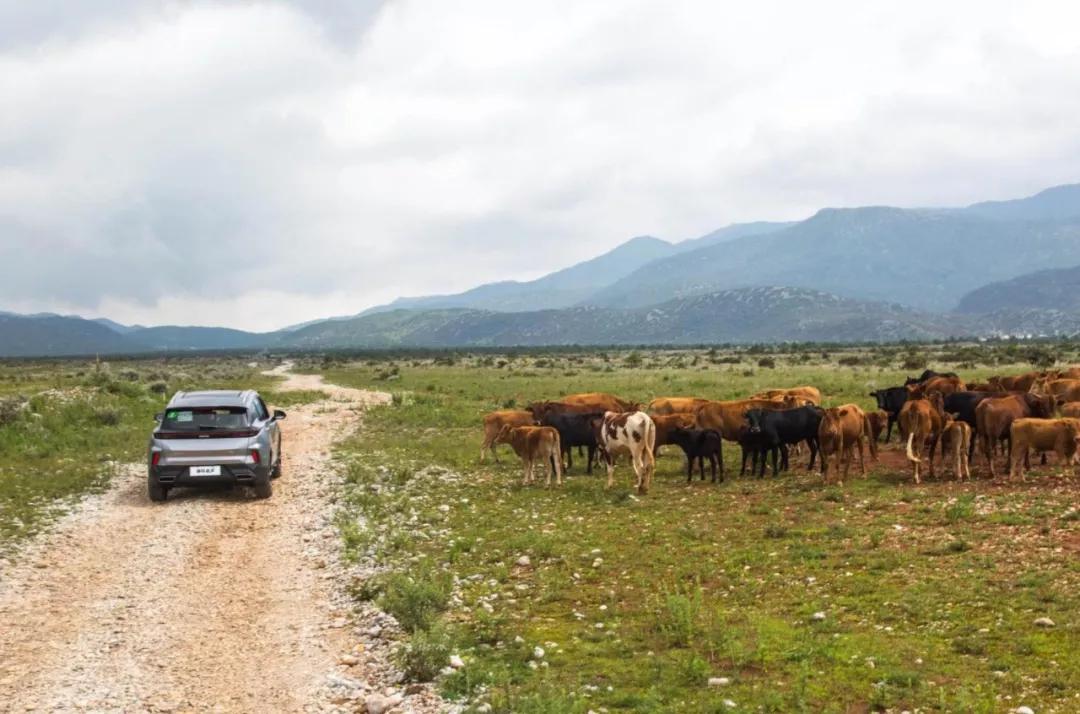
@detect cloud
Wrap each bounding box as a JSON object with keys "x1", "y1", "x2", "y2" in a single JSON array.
[{"x1": 1, "y1": 0, "x2": 1079, "y2": 330}]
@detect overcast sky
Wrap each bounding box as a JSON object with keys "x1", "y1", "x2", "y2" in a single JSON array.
[{"x1": 2, "y1": 1, "x2": 1078, "y2": 331}]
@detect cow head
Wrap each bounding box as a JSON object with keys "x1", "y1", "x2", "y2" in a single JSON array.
[
  {"x1": 927, "y1": 391, "x2": 943, "y2": 415},
  {"x1": 745, "y1": 409, "x2": 765, "y2": 434},
  {"x1": 1026, "y1": 393, "x2": 1057, "y2": 418},
  {"x1": 495, "y1": 423, "x2": 516, "y2": 443}
]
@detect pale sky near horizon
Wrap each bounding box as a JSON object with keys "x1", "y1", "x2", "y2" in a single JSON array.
[{"x1": 2, "y1": 1, "x2": 1079, "y2": 331}]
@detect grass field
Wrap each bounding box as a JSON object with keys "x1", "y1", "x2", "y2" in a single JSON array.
[
  {"x1": 0, "y1": 357, "x2": 317, "y2": 550},
  {"x1": 321, "y1": 346, "x2": 1080, "y2": 713}
]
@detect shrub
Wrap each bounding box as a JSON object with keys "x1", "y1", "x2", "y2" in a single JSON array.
[
  {"x1": 379, "y1": 570, "x2": 452, "y2": 633},
  {"x1": 397, "y1": 621, "x2": 455, "y2": 682},
  {"x1": 624, "y1": 351, "x2": 643, "y2": 367},
  {"x1": 0, "y1": 396, "x2": 26, "y2": 427},
  {"x1": 655, "y1": 584, "x2": 703, "y2": 647},
  {"x1": 93, "y1": 408, "x2": 121, "y2": 426},
  {"x1": 757, "y1": 356, "x2": 777, "y2": 369},
  {"x1": 148, "y1": 381, "x2": 168, "y2": 395},
  {"x1": 900, "y1": 354, "x2": 928, "y2": 371}
]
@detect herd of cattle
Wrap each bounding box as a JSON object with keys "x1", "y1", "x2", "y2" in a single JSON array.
[{"x1": 480, "y1": 367, "x2": 1080, "y2": 493}]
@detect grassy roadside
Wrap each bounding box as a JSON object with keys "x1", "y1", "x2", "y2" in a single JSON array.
[
  {"x1": 328, "y1": 350, "x2": 1079, "y2": 713},
  {"x1": 0, "y1": 357, "x2": 316, "y2": 551}
]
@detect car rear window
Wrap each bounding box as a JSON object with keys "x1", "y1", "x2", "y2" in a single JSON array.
[{"x1": 161, "y1": 407, "x2": 249, "y2": 431}]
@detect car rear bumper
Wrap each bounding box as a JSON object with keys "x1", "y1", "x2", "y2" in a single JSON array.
[{"x1": 150, "y1": 463, "x2": 271, "y2": 487}]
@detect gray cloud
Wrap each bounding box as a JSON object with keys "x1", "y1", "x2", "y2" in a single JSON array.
[{"x1": 1, "y1": 1, "x2": 1079, "y2": 330}]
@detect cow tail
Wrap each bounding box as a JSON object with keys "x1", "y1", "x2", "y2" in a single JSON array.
[
  {"x1": 552, "y1": 431, "x2": 563, "y2": 481},
  {"x1": 644, "y1": 418, "x2": 656, "y2": 465},
  {"x1": 905, "y1": 431, "x2": 921, "y2": 463},
  {"x1": 863, "y1": 413, "x2": 878, "y2": 459}
]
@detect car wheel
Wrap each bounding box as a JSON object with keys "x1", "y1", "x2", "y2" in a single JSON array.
[
  {"x1": 148, "y1": 479, "x2": 168, "y2": 503},
  {"x1": 253, "y1": 474, "x2": 273, "y2": 499}
]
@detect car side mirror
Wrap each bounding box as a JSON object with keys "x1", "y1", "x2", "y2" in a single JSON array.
[
  {"x1": 273, "y1": 409, "x2": 287, "y2": 421},
  {"x1": 154, "y1": 412, "x2": 163, "y2": 422}
]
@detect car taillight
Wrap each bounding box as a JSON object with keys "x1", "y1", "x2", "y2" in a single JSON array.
[
  {"x1": 250, "y1": 449, "x2": 261, "y2": 464},
  {"x1": 151, "y1": 452, "x2": 161, "y2": 466}
]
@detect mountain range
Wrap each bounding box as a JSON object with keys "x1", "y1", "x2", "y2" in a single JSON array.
[{"x1": 3, "y1": 184, "x2": 1080, "y2": 356}]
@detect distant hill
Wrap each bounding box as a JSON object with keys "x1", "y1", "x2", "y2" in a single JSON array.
[
  {"x1": 0, "y1": 313, "x2": 137, "y2": 357},
  {"x1": 366, "y1": 235, "x2": 678, "y2": 315},
  {"x1": 964, "y1": 183, "x2": 1080, "y2": 222},
  {"x1": 583, "y1": 206, "x2": 1080, "y2": 311},
  {"x1": 281, "y1": 286, "x2": 968, "y2": 348},
  {"x1": 127, "y1": 325, "x2": 269, "y2": 351},
  {"x1": 956, "y1": 264, "x2": 1080, "y2": 314}
]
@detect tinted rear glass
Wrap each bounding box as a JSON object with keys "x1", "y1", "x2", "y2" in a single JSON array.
[{"x1": 161, "y1": 406, "x2": 249, "y2": 431}]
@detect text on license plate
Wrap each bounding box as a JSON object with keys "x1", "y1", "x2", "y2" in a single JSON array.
[{"x1": 190, "y1": 465, "x2": 222, "y2": 477}]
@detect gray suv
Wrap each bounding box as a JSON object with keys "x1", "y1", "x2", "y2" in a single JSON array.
[{"x1": 148, "y1": 390, "x2": 285, "y2": 502}]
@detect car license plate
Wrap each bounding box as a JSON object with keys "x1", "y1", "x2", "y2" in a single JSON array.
[{"x1": 190, "y1": 465, "x2": 222, "y2": 477}]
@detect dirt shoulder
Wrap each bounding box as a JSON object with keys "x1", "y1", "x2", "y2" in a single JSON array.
[{"x1": 0, "y1": 366, "x2": 426, "y2": 713}]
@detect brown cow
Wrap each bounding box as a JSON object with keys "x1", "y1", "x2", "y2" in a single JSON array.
[
  {"x1": 695, "y1": 399, "x2": 798, "y2": 441},
  {"x1": 560, "y1": 392, "x2": 637, "y2": 413},
  {"x1": 899, "y1": 393, "x2": 945, "y2": 484},
  {"x1": 1058, "y1": 367, "x2": 1080, "y2": 380},
  {"x1": 1031, "y1": 378, "x2": 1080, "y2": 403},
  {"x1": 652, "y1": 413, "x2": 698, "y2": 449},
  {"x1": 866, "y1": 409, "x2": 889, "y2": 443},
  {"x1": 817, "y1": 404, "x2": 873, "y2": 486},
  {"x1": 646, "y1": 397, "x2": 711, "y2": 416},
  {"x1": 940, "y1": 414, "x2": 972, "y2": 481},
  {"x1": 480, "y1": 410, "x2": 537, "y2": 462},
  {"x1": 908, "y1": 376, "x2": 965, "y2": 398},
  {"x1": 751, "y1": 386, "x2": 822, "y2": 406},
  {"x1": 975, "y1": 393, "x2": 1058, "y2": 477},
  {"x1": 1061, "y1": 402, "x2": 1080, "y2": 420},
  {"x1": 988, "y1": 372, "x2": 1042, "y2": 392},
  {"x1": 1008, "y1": 418, "x2": 1080, "y2": 480},
  {"x1": 495, "y1": 425, "x2": 563, "y2": 486}
]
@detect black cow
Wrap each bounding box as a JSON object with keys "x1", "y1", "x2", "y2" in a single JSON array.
[
  {"x1": 904, "y1": 369, "x2": 958, "y2": 387},
  {"x1": 537, "y1": 411, "x2": 603, "y2": 473},
  {"x1": 668, "y1": 427, "x2": 724, "y2": 483},
  {"x1": 735, "y1": 426, "x2": 772, "y2": 477},
  {"x1": 869, "y1": 387, "x2": 909, "y2": 442},
  {"x1": 744, "y1": 406, "x2": 823, "y2": 477}
]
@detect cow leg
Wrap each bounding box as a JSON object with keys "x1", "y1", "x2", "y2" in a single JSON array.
[
  {"x1": 886, "y1": 417, "x2": 895, "y2": 443},
  {"x1": 686, "y1": 455, "x2": 693, "y2": 482},
  {"x1": 586, "y1": 445, "x2": 596, "y2": 475},
  {"x1": 522, "y1": 459, "x2": 531, "y2": 486},
  {"x1": 605, "y1": 460, "x2": 615, "y2": 489},
  {"x1": 708, "y1": 454, "x2": 717, "y2": 483},
  {"x1": 928, "y1": 434, "x2": 939, "y2": 479},
  {"x1": 699, "y1": 455, "x2": 706, "y2": 481},
  {"x1": 740, "y1": 447, "x2": 750, "y2": 476},
  {"x1": 857, "y1": 438, "x2": 866, "y2": 478},
  {"x1": 1009, "y1": 446, "x2": 1023, "y2": 481},
  {"x1": 566, "y1": 447, "x2": 573, "y2": 471},
  {"x1": 717, "y1": 441, "x2": 724, "y2": 481},
  {"x1": 770, "y1": 446, "x2": 779, "y2": 477},
  {"x1": 807, "y1": 438, "x2": 819, "y2": 471}
]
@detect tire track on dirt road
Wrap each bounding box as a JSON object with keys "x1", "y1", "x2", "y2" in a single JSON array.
[{"x1": 0, "y1": 365, "x2": 398, "y2": 712}]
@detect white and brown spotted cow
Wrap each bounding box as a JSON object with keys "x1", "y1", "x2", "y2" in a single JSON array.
[{"x1": 593, "y1": 411, "x2": 656, "y2": 494}]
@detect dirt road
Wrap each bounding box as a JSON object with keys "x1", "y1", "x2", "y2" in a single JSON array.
[{"x1": 0, "y1": 366, "x2": 397, "y2": 713}]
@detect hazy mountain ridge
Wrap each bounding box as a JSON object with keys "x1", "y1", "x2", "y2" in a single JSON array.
[
  {"x1": 4, "y1": 184, "x2": 1080, "y2": 356},
  {"x1": 956, "y1": 264, "x2": 1080, "y2": 314}
]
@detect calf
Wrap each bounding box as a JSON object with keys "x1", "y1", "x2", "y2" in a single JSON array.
[
  {"x1": 817, "y1": 405, "x2": 873, "y2": 486},
  {"x1": 1008, "y1": 418, "x2": 1080, "y2": 480},
  {"x1": 899, "y1": 393, "x2": 945, "y2": 484},
  {"x1": 975, "y1": 393, "x2": 1058, "y2": 477},
  {"x1": 744, "y1": 406, "x2": 823, "y2": 477},
  {"x1": 495, "y1": 425, "x2": 563, "y2": 487},
  {"x1": 593, "y1": 411, "x2": 657, "y2": 494},
  {"x1": 481, "y1": 410, "x2": 536, "y2": 462},
  {"x1": 940, "y1": 413, "x2": 972, "y2": 481},
  {"x1": 866, "y1": 409, "x2": 889, "y2": 443},
  {"x1": 667, "y1": 427, "x2": 724, "y2": 482},
  {"x1": 868, "y1": 387, "x2": 908, "y2": 442},
  {"x1": 536, "y1": 410, "x2": 603, "y2": 474}
]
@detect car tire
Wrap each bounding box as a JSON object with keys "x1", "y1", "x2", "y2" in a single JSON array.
[
  {"x1": 253, "y1": 474, "x2": 273, "y2": 499},
  {"x1": 148, "y1": 479, "x2": 168, "y2": 503}
]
